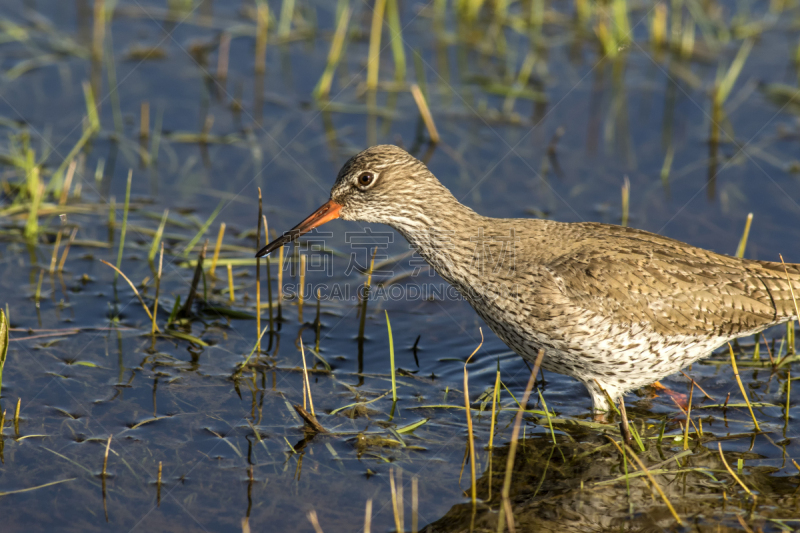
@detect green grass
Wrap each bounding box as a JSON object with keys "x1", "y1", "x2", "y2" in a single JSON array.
[
  {"x1": 0, "y1": 309, "x2": 8, "y2": 398},
  {"x1": 114, "y1": 170, "x2": 132, "y2": 281},
  {"x1": 386, "y1": 310, "x2": 397, "y2": 402}
]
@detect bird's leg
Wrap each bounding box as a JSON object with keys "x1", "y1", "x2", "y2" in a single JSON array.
[
  {"x1": 618, "y1": 396, "x2": 632, "y2": 445},
  {"x1": 650, "y1": 381, "x2": 689, "y2": 409},
  {"x1": 588, "y1": 380, "x2": 611, "y2": 422}
]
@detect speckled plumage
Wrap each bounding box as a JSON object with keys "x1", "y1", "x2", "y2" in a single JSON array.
[{"x1": 314, "y1": 145, "x2": 800, "y2": 411}]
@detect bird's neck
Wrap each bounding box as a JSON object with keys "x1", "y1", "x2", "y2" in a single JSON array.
[{"x1": 390, "y1": 194, "x2": 512, "y2": 296}]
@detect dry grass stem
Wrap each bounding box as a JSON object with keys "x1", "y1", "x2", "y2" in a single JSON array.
[
  {"x1": 300, "y1": 339, "x2": 315, "y2": 416},
  {"x1": 786, "y1": 370, "x2": 791, "y2": 429},
  {"x1": 102, "y1": 435, "x2": 112, "y2": 476},
  {"x1": 669, "y1": 394, "x2": 700, "y2": 436},
  {"x1": 59, "y1": 159, "x2": 76, "y2": 206},
  {"x1": 621, "y1": 176, "x2": 630, "y2": 227},
  {"x1": 389, "y1": 468, "x2": 403, "y2": 533},
  {"x1": 728, "y1": 343, "x2": 761, "y2": 432},
  {"x1": 386, "y1": 310, "x2": 397, "y2": 402},
  {"x1": 256, "y1": 189, "x2": 263, "y2": 355},
  {"x1": 410, "y1": 84, "x2": 439, "y2": 143},
  {"x1": 140, "y1": 101, "x2": 149, "y2": 139},
  {"x1": 718, "y1": 442, "x2": 754, "y2": 498},
  {"x1": 277, "y1": 245, "x2": 284, "y2": 314},
  {"x1": 99, "y1": 260, "x2": 157, "y2": 326},
  {"x1": 736, "y1": 213, "x2": 753, "y2": 258},
  {"x1": 148, "y1": 209, "x2": 169, "y2": 263},
  {"x1": 255, "y1": 1, "x2": 269, "y2": 75},
  {"x1": 217, "y1": 33, "x2": 231, "y2": 80},
  {"x1": 683, "y1": 380, "x2": 694, "y2": 450},
  {"x1": 0, "y1": 312, "x2": 7, "y2": 396},
  {"x1": 293, "y1": 404, "x2": 326, "y2": 433},
  {"x1": 735, "y1": 514, "x2": 755, "y2": 533},
  {"x1": 307, "y1": 510, "x2": 324, "y2": 533},
  {"x1": 651, "y1": 2, "x2": 667, "y2": 47},
  {"x1": 227, "y1": 263, "x2": 235, "y2": 302},
  {"x1": 366, "y1": 0, "x2": 387, "y2": 90},
  {"x1": 488, "y1": 365, "x2": 501, "y2": 450},
  {"x1": 58, "y1": 227, "x2": 78, "y2": 272},
  {"x1": 152, "y1": 242, "x2": 164, "y2": 336},
  {"x1": 210, "y1": 222, "x2": 226, "y2": 278},
  {"x1": 618, "y1": 395, "x2": 632, "y2": 444},
  {"x1": 412, "y1": 476, "x2": 419, "y2": 533},
  {"x1": 263, "y1": 215, "x2": 273, "y2": 332},
  {"x1": 92, "y1": 0, "x2": 105, "y2": 65},
  {"x1": 13, "y1": 398, "x2": 20, "y2": 434},
  {"x1": 299, "y1": 254, "x2": 306, "y2": 323},
  {"x1": 314, "y1": 6, "x2": 351, "y2": 99},
  {"x1": 625, "y1": 443, "x2": 683, "y2": 524},
  {"x1": 463, "y1": 328, "x2": 484, "y2": 505},
  {"x1": 500, "y1": 348, "x2": 545, "y2": 533},
  {"x1": 364, "y1": 499, "x2": 372, "y2": 533},
  {"x1": 605, "y1": 437, "x2": 638, "y2": 471},
  {"x1": 49, "y1": 226, "x2": 63, "y2": 274},
  {"x1": 396, "y1": 468, "x2": 404, "y2": 530},
  {"x1": 680, "y1": 370, "x2": 715, "y2": 400}
]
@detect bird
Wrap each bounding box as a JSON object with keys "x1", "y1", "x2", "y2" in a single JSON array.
[{"x1": 256, "y1": 144, "x2": 800, "y2": 413}]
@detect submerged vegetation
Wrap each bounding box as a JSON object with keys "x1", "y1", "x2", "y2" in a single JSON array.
[{"x1": 0, "y1": 0, "x2": 799, "y2": 531}]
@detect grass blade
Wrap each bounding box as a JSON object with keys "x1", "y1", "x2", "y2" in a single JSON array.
[
  {"x1": 499, "y1": 348, "x2": 544, "y2": 533},
  {"x1": 463, "y1": 328, "x2": 484, "y2": 506},
  {"x1": 625, "y1": 443, "x2": 684, "y2": 524},
  {"x1": 148, "y1": 209, "x2": 169, "y2": 263},
  {"x1": 717, "y1": 39, "x2": 754, "y2": 105},
  {"x1": 115, "y1": 169, "x2": 132, "y2": 280},
  {"x1": 488, "y1": 362, "x2": 501, "y2": 450},
  {"x1": 209, "y1": 222, "x2": 226, "y2": 278},
  {"x1": 314, "y1": 5, "x2": 351, "y2": 100},
  {"x1": 718, "y1": 442, "x2": 754, "y2": 498},
  {"x1": 410, "y1": 84, "x2": 439, "y2": 143},
  {"x1": 386, "y1": 310, "x2": 397, "y2": 402},
  {"x1": 366, "y1": 0, "x2": 387, "y2": 90},
  {"x1": 728, "y1": 343, "x2": 761, "y2": 432},
  {"x1": 385, "y1": 0, "x2": 406, "y2": 81},
  {"x1": 735, "y1": 213, "x2": 753, "y2": 258},
  {"x1": 99, "y1": 260, "x2": 156, "y2": 327},
  {"x1": 0, "y1": 309, "x2": 8, "y2": 396},
  {"x1": 182, "y1": 199, "x2": 224, "y2": 258}
]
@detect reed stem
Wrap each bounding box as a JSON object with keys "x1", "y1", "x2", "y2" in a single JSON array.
[
  {"x1": 227, "y1": 264, "x2": 235, "y2": 302},
  {"x1": 210, "y1": 223, "x2": 226, "y2": 279},
  {"x1": 728, "y1": 343, "x2": 761, "y2": 432},
  {"x1": 500, "y1": 348, "x2": 544, "y2": 533},
  {"x1": 300, "y1": 339, "x2": 315, "y2": 416},
  {"x1": 463, "y1": 329, "x2": 484, "y2": 506},
  {"x1": 366, "y1": 0, "x2": 387, "y2": 90}
]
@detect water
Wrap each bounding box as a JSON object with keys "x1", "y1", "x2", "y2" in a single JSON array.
[{"x1": 0, "y1": 0, "x2": 799, "y2": 531}]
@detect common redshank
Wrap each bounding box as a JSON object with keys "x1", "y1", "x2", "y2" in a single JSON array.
[{"x1": 256, "y1": 145, "x2": 800, "y2": 412}]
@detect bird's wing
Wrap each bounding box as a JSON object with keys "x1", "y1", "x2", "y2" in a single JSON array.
[{"x1": 536, "y1": 222, "x2": 799, "y2": 339}]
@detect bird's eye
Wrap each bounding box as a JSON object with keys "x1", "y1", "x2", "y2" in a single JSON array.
[{"x1": 357, "y1": 172, "x2": 375, "y2": 188}]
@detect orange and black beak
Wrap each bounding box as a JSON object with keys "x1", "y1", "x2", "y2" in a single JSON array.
[{"x1": 255, "y1": 200, "x2": 342, "y2": 257}]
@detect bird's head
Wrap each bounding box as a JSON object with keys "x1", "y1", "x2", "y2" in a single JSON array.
[{"x1": 255, "y1": 145, "x2": 446, "y2": 257}]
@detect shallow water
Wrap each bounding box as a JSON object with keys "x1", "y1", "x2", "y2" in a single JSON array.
[{"x1": 0, "y1": 0, "x2": 799, "y2": 531}]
